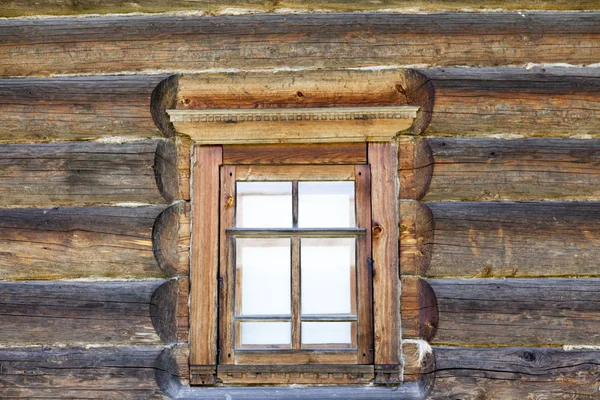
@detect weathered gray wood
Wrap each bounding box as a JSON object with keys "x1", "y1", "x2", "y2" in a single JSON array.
[
  {"x1": 0, "y1": 206, "x2": 177, "y2": 280},
  {"x1": 428, "y1": 346, "x2": 600, "y2": 399},
  {"x1": 0, "y1": 346, "x2": 166, "y2": 399},
  {"x1": 425, "y1": 202, "x2": 600, "y2": 277},
  {"x1": 153, "y1": 201, "x2": 191, "y2": 277},
  {"x1": 427, "y1": 278, "x2": 600, "y2": 346},
  {"x1": 0, "y1": 76, "x2": 167, "y2": 141},
  {"x1": 0, "y1": 280, "x2": 170, "y2": 346},
  {"x1": 401, "y1": 138, "x2": 600, "y2": 201},
  {"x1": 2, "y1": 0, "x2": 599, "y2": 18},
  {"x1": 0, "y1": 141, "x2": 173, "y2": 207},
  {"x1": 422, "y1": 67, "x2": 600, "y2": 136},
  {"x1": 1, "y1": 14, "x2": 598, "y2": 76},
  {"x1": 150, "y1": 278, "x2": 189, "y2": 343},
  {"x1": 400, "y1": 277, "x2": 438, "y2": 342}
]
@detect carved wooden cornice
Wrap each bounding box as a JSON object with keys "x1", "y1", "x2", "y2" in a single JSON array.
[{"x1": 166, "y1": 106, "x2": 419, "y2": 144}]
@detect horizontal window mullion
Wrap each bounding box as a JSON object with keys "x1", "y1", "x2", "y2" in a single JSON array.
[
  {"x1": 235, "y1": 314, "x2": 291, "y2": 321},
  {"x1": 227, "y1": 228, "x2": 366, "y2": 238},
  {"x1": 300, "y1": 314, "x2": 358, "y2": 322}
]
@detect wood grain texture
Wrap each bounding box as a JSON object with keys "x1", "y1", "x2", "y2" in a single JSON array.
[
  {"x1": 0, "y1": 76, "x2": 166, "y2": 141},
  {"x1": 423, "y1": 67, "x2": 600, "y2": 137},
  {"x1": 399, "y1": 138, "x2": 433, "y2": 200},
  {"x1": 156, "y1": 344, "x2": 189, "y2": 396},
  {"x1": 409, "y1": 138, "x2": 600, "y2": 201},
  {"x1": 400, "y1": 277, "x2": 438, "y2": 342},
  {"x1": 402, "y1": 341, "x2": 435, "y2": 394},
  {"x1": 399, "y1": 201, "x2": 433, "y2": 276},
  {"x1": 0, "y1": 206, "x2": 170, "y2": 280},
  {"x1": 153, "y1": 202, "x2": 190, "y2": 277},
  {"x1": 0, "y1": 141, "x2": 168, "y2": 208},
  {"x1": 223, "y1": 143, "x2": 367, "y2": 165},
  {"x1": 150, "y1": 278, "x2": 189, "y2": 344},
  {"x1": 428, "y1": 278, "x2": 600, "y2": 346},
  {"x1": 2, "y1": 0, "x2": 600, "y2": 18},
  {"x1": 369, "y1": 143, "x2": 401, "y2": 380},
  {"x1": 426, "y1": 202, "x2": 600, "y2": 277},
  {"x1": 0, "y1": 280, "x2": 165, "y2": 345},
  {"x1": 177, "y1": 70, "x2": 412, "y2": 110},
  {"x1": 0, "y1": 346, "x2": 166, "y2": 399},
  {"x1": 190, "y1": 146, "x2": 222, "y2": 366},
  {"x1": 1, "y1": 14, "x2": 599, "y2": 76},
  {"x1": 428, "y1": 346, "x2": 600, "y2": 399}
]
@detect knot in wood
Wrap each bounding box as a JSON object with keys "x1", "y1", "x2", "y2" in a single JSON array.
[{"x1": 372, "y1": 225, "x2": 384, "y2": 237}]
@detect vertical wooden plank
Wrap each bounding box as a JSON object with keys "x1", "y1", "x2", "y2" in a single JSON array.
[
  {"x1": 291, "y1": 237, "x2": 301, "y2": 350},
  {"x1": 355, "y1": 164, "x2": 373, "y2": 365},
  {"x1": 368, "y1": 143, "x2": 401, "y2": 383},
  {"x1": 218, "y1": 166, "x2": 236, "y2": 365},
  {"x1": 190, "y1": 146, "x2": 222, "y2": 369}
]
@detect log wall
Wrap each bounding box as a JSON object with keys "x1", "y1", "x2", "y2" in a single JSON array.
[{"x1": 0, "y1": 4, "x2": 598, "y2": 399}]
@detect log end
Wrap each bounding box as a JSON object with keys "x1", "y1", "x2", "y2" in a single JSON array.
[
  {"x1": 150, "y1": 279, "x2": 189, "y2": 344},
  {"x1": 402, "y1": 340, "x2": 436, "y2": 396},
  {"x1": 151, "y1": 74, "x2": 180, "y2": 138},
  {"x1": 401, "y1": 277, "x2": 439, "y2": 343},
  {"x1": 399, "y1": 138, "x2": 433, "y2": 200},
  {"x1": 155, "y1": 344, "x2": 189, "y2": 397},
  {"x1": 398, "y1": 69, "x2": 434, "y2": 135},
  {"x1": 400, "y1": 201, "x2": 434, "y2": 275},
  {"x1": 155, "y1": 139, "x2": 179, "y2": 203},
  {"x1": 153, "y1": 202, "x2": 190, "y2": 277}
]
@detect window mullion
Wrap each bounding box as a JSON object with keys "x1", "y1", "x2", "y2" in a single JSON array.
[{"x1": 291, "y1": 236, "x2": 301, "y2": 350}]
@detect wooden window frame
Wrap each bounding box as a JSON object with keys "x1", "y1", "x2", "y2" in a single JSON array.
[{"x1": 190, "y1": 142, "x2": 400, "y2": 386}]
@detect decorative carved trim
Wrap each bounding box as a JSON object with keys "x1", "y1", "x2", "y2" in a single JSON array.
[
  {"x1": 216, "y1": 365, "x2": 374, "y2": 385},
  {"x1": 167, "y1": 106, "x2": 419, "y2": 123},
  {"x1": 166, "y1": 106, "x2": 419, "y2": 144},
  {"x1": 190, "y1": 364, "x2": 219, "y2": 386}
]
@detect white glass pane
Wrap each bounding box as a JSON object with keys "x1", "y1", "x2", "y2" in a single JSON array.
[
  {"x1": 301, "y1": 322, "x2": 353, "y2": 345},
  {"x1": 236, "y1": 182, "x2": 292, "y2": 228},
  {"x1": 237, "y1": 238, "x2": 291, "y2": 316},
  {"x1": 240, "y1": 322, "x2": 291, "y2": 346},
  {"x1": 298, "y1": 181, "x2": 355, "y2": 228},
  {"x1": 301, "y1": 238, "x2": 355, "y2": 315}
]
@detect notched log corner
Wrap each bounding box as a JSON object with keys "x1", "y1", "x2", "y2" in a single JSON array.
[
  {"x1": 401, "y1": 277, "x2": 439, "y2": 343},
  {"x1": 154, "y1": 139, "x2": 179, "y2": 203},
  {"x1": 155, "y1": 344, "x2": 190, "y2": 398},
  {"x1": 400, "y1": 201, "x2": 434, "y2": 276},
  {"x1": 402, "y1": 341, "x2": 436, "y2": 397},
  {"x1": 399, "y1": 138, "x2": 434, "y2": 200},
  {"x1": 151, "y1": 74, "x2": 180, "y2": 138},
  {"x1": 153, "y1": 201, "x2": 190, "y2": 277},
  {"x1": 398, "y1": 69, "x2": 434, "y2": 135},
  {"x1": 150, "y1": 279, "x2": 190, "y2": 344}
]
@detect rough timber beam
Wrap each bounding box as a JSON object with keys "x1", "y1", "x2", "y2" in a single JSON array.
[{"x1": 1, "y1": 13, "x2": 598, "y2": 76}]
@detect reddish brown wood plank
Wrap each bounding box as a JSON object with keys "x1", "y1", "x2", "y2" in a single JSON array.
[
  {"x1": 368, "y1": 142, "x2": 401, "y2": 382},
  {"x1": 1, "y1": 14, "x2": 598, "y2": 76},
  {"x1": 190, "y1": 146, "x2": 222, "y2": 366},
  {"x1": 223, "y1": 143, "x2": 367, "y2": 165}
]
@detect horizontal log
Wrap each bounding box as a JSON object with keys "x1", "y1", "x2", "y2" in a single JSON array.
[
  {"x1": 0, "y1": 280, "x2": 168, "y2": 345},
  {"x1": 1, "y1": 13, "x2": 599, "y2": 76},
  {"x1": 0, "y1": 76, "x2": 167, "y2": 141},
  {"x1": 0, "y1": 205, "x2": 182, "y2": 280},
  {"x1": 0, "y1": 346, "x2": 166, "y2": 398},
  {"x1": 427, "y1": 278, "x2": 600, "y2": 346},
  {"x1": 422, "y1": 67, "x2": 600, "y2": 137},
  {"x1": 400, "y1": 138, "x2": 600, "y2": 201},
  {"x1": 428, "y1": 346, "x2": 600, "y2": 399},
  {"x1": 422, "y1": 202, "x2": 600, "y2": 277},
  {"x1": 0, "y1": 140, "x2": 175, "y2": 207},
  {"x1": 1, "y1": 0, "x2": 599, "y2": 18},
  {"x1": 150, "y1": 278, "x2": 189, "y2": 343}
]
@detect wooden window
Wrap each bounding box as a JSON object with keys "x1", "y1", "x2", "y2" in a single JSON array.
[{"x1": 190, "y1": 143, "x2": 401, "y2": 386}]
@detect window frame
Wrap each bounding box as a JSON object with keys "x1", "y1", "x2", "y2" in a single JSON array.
[
  {"x1": 189, "y1": 142, "x2": 401, "y2": 386},
  {"x1": 218, "y1": 164, "x2": 373, "y2": 370}
]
